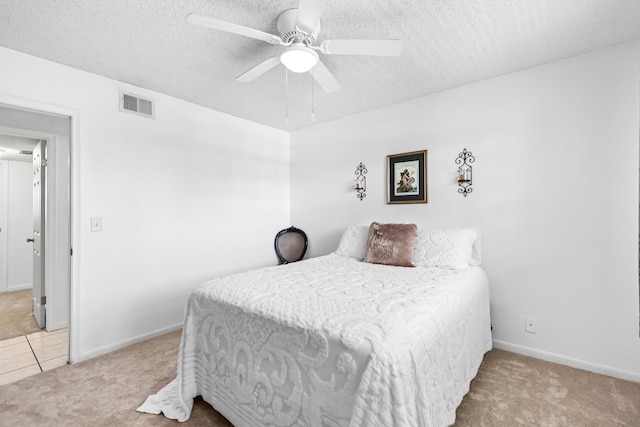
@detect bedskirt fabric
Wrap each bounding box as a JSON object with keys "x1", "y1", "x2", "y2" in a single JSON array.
[{"x1": 138, "y1": 254, "x2": 492, "y2": 426}]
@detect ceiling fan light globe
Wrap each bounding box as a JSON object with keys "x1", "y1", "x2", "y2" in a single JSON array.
[{"x1": 280, "y1": 45, "x2": 318, "y2": 73}]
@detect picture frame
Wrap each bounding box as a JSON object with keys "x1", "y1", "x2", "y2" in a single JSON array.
[{"x1": 387, "y1": 150, "x2": 428, "y2": 204}]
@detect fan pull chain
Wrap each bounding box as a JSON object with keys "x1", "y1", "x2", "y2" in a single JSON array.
[
  {"x1": 284, "y1": 68, "x2": 289, "y2": 126},
  {"x1": 311, "y1": 71, "x2": 315, "y2": 122}
]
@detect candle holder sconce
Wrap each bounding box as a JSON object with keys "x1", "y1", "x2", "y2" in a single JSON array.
[
  {"x1": 456, "y1": 149, "x2": 474, "y2": 197},
  {"x1": 354, "y1": 162, "x2": 367, "y2": 201}
]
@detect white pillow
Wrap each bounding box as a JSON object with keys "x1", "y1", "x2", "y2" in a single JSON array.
[
  {"x1": 335, "y1": 225, "x2": 370, "y2": 260},
  {"x1": 412, "y1": 228, "x2": 479, "y2": 270},
  {"x1": 470, "y1": 231, "x2": 481, "y2": 266}
]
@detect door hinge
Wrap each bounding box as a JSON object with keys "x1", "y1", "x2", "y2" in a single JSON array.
[
  {"x1": 41, "y1": 158, "x2": 47, "y2": 168},
  {"x1": 41, "y1": 296, "x2": 46, "y2": 306},
  {"x1": 70, "y1": 247, "x2": 73, "y2": 256}
]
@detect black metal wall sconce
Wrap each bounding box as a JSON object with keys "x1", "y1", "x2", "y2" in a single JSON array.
[
  {"x1": 456, "y1": 148, "x2": 474, "y2": 197},
  {"x1": 354, "y1": 162, "x2": 367, "y2": 201}
]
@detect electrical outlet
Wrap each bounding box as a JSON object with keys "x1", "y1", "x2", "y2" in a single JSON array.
[
  {"x1": 91, "y1": 216, "x2": 103, "y2": 232},
  {"x1": 525, "y1": 317, "x2": 537, "y2": 334}
]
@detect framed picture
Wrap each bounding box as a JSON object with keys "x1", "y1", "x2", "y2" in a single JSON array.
[{"x1": 387, "y1": 150, "x2": 428, "y2": 204}]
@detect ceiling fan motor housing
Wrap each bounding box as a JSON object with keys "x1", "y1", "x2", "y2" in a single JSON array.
[{"x1": 277, "y1": 8, "x2": 320, "y2": 45}]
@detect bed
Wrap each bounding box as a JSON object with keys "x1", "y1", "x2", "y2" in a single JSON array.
[{"x1": 138, "y1": 223, "x2": 492, "y2": 426}]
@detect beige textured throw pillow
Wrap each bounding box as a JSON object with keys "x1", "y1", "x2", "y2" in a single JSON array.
[{"x1": 364, "y1": 222, "x2": 418, "y2": 267}]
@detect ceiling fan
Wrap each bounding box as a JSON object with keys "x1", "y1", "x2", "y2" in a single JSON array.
[{"x1": 188, "y1": 0, "x2": 403, "y2": 94}]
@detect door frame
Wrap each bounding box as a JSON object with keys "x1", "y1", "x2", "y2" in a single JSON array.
[{"x1": 0, "y1": 94, "x2": 79, "y2": 363}]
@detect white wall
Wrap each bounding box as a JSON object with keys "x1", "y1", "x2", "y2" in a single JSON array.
[
  {"x1": 290, "y1": 42, "x2": 640, "y2": 381},
  {"x1": 6, "y1": 160, "x2": 33, "y2": 291},
  {"x1": 0, "y1": 158, "x2": 33, "y2": 293},
  {"x1": 0, "y1": 161, "x2": 6, "y2": 292},
  {"x1": 0, "y1": 46, "x2": 290, "y2": 361}
]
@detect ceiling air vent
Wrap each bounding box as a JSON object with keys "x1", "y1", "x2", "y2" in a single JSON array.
[
  {"x1": 119, "y1": 91, "x2": 155, "y2": 119},
  {"x1": 19, "y1": 150, "x2": 33, "y2": 155}
]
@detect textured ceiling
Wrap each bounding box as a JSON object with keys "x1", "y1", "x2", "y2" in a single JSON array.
[{"x1": 0, "y1": 0, "x2": 639, "y2": 131}]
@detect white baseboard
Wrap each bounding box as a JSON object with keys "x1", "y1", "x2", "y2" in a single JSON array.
[
  {"x1": 72, "y1": 322, "x2": 183, "y2": 364},
  {"x1": 7, "y1": 283, "x2": 32, "y2": 292},
  {"x1": 492, "y1": 339, "x2": 640, "y2": 383}
]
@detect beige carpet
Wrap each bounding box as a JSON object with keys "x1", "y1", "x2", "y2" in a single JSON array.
[
  {"x1": 0, "y1": 289, "x2": 41, "y2": 341},
  {"x1": 0, "y1": 329, "x2": 638, "y2": 426}
]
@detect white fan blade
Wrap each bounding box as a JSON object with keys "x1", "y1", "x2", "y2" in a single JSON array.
[
  {"x1": 311, "y1": 60, "x2": 340, "y2": 94},
  {"x1": 295, "y1": 0, "x2": 326, "y2": 35},
  {"x1": 188, "y1": 14, "x2": 282, "y2": 44},
  {"x1": 236, "y1": 56, "x2": 282, "y2": 82},
  {"x1": 321, "y1": 39, "x2": 403, "y2": 56}
]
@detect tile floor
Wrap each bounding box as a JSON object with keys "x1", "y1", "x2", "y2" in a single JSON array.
[{"x1": 0, "y1": 328, "x2": 68, "y2": 386}]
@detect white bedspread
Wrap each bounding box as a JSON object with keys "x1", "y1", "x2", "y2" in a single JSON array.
[{"x1": 138, "y1": 254, "x2": 491, "y2": 426}]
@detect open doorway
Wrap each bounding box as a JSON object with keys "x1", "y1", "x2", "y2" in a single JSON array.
[
  {"x1": 0, "y1": 135, "x2": 41, "y2": 338},
  {"x1": 0, "y1": 103, "x2": 71, "y2": 384}
]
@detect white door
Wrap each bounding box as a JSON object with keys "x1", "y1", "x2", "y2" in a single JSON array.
[{"x1": 32, "y1": 141, "x2": 45, "y2": 328}]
